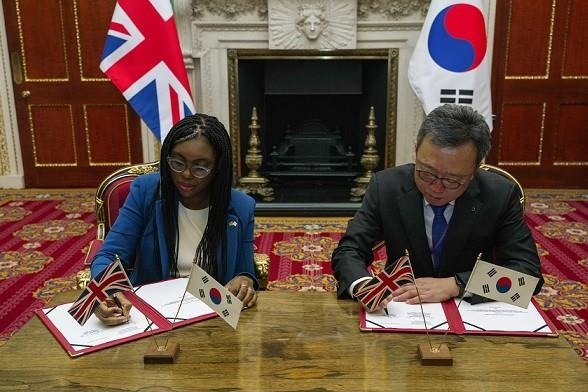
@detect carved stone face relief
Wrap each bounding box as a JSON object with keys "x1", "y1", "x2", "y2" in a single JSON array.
[
  {"x1": 268, "y1": 0, "x2": 357, "y2": 49},
  {"x1": 295, "y1": 5, "x2": 326, "y2": 40}
]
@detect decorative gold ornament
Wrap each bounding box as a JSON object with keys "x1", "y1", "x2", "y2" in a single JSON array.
[
  {"x1": 350, "y1": 106, "x2": 380, "y2": 201},
  {"x1": 237, "y1": 107, "x2": 274, "y2": 201}
]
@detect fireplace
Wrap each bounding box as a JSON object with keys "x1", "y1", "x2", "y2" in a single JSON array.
[{"x1": 227, "y1": 49, "x2": 398, "y2": 204}]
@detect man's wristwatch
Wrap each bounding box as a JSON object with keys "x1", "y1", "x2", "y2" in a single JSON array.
[{"x1": 454, "y1": 275, "x2": 466, "y2": 297}]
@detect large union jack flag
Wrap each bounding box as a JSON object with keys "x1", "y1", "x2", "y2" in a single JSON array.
[
  {"x1": 355, "y1": 255, "x2": 414, "y2": 312},
  {"x1": 68, "y1": 259, "x2": 133, "y2": 326},
  {"x1": 100, "y1": 0, "x2": 195, "y2": 141}
]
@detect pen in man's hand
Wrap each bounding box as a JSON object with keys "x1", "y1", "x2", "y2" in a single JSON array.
[{"x1": 112, "y1": 294, "x2": 123, "y2": 309}]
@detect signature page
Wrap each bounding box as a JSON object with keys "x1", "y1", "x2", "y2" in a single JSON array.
[
  {"x1": 41, "y1": 302, "x2": 157, "y2": 356},
  {"x1": 364, "y1": 301, "x2": 449, "y2": 331},
  {"x1": 133, "y1": 278, "x2": 216, "y2": 324},
  {"x1": 457, "y1": 299, "x2": 553, "y2": 333}
]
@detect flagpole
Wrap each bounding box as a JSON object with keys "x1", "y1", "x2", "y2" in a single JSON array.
[
  {"x1": 138, "y1": 253, "x2": 184, "y2": 364},
  {"x1": 109, "y1": 254, "x2": 163, "y2": 349},
  {"x1": 462, "y1": 253, "x2": 483, "y2": 297},
  {"x1": 405, "y1": 249, "x2": 453, "y2": 365},
  {"x1": 437, "y1": 253, "x2": 482, "y2": 349},
  {"x1": 404, "y1": 249, "x2": 434, "y2": 351},
  {"x1": 161, "y1": 264, "x2": 194, "y2": 349}
]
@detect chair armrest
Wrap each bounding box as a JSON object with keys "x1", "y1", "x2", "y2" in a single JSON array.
[
  {"x1": 253, "y1": 253, "x2": 269, "y2": 290},
  {"x1": 83, "y1": 239, "x2": 104, "y2": 266}
]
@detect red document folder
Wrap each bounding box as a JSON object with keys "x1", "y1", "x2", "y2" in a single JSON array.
[
  {"x1": 36, "y1": 278, "x2": 217, "y2": 357},
  {"x1": 359, "y1": 298, "x2": 558, "y2": 337}
]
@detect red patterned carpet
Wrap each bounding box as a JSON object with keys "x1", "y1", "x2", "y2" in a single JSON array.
[
  {"x1": 1, "y1": 189, "x2": 587, "y2": 365},
  {"x1": 254, "y1": 217, "x2": 387, "y2": 292},
  {"x1": 0, "y1": 190, "x2": 96, "y2": 346},
  {"x1": 525, "y1": 193, "x2": 588, "y2": 363}
]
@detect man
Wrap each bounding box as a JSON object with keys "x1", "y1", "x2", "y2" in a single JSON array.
[{"x1": 332, "y1": 104, "x2": 543, "y2": 311}]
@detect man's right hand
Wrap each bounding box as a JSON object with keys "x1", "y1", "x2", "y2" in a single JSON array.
[{"x1": 94, "y1": 292, "x2": 132, "y2": 326}]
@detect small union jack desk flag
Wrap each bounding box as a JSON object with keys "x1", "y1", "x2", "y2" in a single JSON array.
[
  {"x1": 355, "y1": 255, "x2": 414, "y2": 312},
  {"x1": 68, "y1": 259, "x2": 132, "y2": 326}
]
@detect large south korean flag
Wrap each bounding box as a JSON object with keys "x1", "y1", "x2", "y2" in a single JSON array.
[{"x1": 408, "y1": 1, "x2": 493, "y2": 131}]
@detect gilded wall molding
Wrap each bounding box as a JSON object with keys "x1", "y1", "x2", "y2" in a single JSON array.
[
  {"x1": 357, "y1": 0, "x2": 429, "y2": 19},
  {"x1": 0, "y1": 4, "x2": 17, "y2": 178},
  {"x1": 0, "y1": 107, "x2": 8, "y2": 176},
  {"x1": 192, "y1": 0, "x2": 269, "y2": 19}
]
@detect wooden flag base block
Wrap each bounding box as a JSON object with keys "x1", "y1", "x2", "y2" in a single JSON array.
[
  {"x1": 144, "y1": 341, "x2": 180, "y2": 364},
  {"x1": 417, "y1": 343, "x2": 453, "y2": 366}
]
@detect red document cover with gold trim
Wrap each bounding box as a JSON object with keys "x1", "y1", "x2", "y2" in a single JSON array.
[
  {"x1": 359, "y1": 298, "x2": 557, "y2": 337},
  {"x1": 36, "y1": 278, "x2": 216, "y2": 357}
]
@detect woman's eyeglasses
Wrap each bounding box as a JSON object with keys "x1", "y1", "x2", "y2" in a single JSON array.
[
  {"x1": 166, "y1": 156, "x2": 211, "y2": 179},
  {"x1": 415, "y1": 168, "x2": 465, "y2": 190}
]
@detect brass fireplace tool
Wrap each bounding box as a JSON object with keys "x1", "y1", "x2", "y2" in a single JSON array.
[
  {"x1": 238, "y1": 107, "x2": 274, "y2": 201},
  {"x1": 350, "y1": 106, "x2": 380, "y2": 201}
]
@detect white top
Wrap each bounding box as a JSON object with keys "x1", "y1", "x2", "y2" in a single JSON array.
[{"x1": 177, "y1": 203, "x2": 209, "y2": 276}]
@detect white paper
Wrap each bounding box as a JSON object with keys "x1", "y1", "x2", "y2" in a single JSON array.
[
  {"x1": 43, "y1": 303, "x2": 158, "y2": 351},
  {"x1": 365, "y1": 301, "x2": 449, "y2": 331},
  {"x1": 133, "y1": 277, "x2": 216, "y2": 322},
  {"x1": 457, "y1": 299, "x2": 553, "y2": 333}
]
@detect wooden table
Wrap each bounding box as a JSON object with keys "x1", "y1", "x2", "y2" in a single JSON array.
[{"x1": 1, "y1": 291, "x2": 586, "y2": 391}]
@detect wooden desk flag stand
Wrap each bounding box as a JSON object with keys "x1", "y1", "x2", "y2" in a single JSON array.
[
  {"x1": 354, "y1": 250, "x2": 453, "y2": 365},
  {"x1": 143, "y1": 262, "x2": 244, "y2": 364},
  {"x1": 66, "y1": 255, "x2": 176, "y2": 363},
  {"x1": 408, "y1": 252, "x2": 453, "y2": 366}
]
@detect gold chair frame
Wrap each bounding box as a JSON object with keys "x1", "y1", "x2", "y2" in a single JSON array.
[{"x1": 479, "y1": 163, "x2": 526, "y2": 210}]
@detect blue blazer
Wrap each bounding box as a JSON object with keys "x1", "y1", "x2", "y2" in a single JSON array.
[{"x1": 91, "y1": 173, "x2": 257, "y2": 287}]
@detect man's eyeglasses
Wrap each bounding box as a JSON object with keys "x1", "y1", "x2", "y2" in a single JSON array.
[
  {"x1": 166, "y1": 156, "x2": 211, "y2": 179},
  {"x1": 415, "y1": 168, "x2": 466, "y2": 190}
]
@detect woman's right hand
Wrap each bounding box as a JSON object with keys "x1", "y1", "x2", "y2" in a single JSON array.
[{"x1": 94, "y1": 292, "x2": 132, "y2": 326}]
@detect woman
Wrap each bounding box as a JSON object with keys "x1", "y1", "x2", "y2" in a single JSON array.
[{"x1": 91, "y1": 113, "x2": 258, "y2": 325}]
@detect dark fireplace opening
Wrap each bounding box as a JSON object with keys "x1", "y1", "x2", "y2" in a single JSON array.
[
  {"x1": 229, "y1": 49, "x2": 397, "y2": 205},
  {"x1": 265, "y1": 96, "x2": 361, "y2": 177}
]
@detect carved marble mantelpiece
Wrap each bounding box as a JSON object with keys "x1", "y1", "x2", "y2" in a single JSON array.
[{"x1": 179, "y1": 0, "x2": 436, "y2": 167}]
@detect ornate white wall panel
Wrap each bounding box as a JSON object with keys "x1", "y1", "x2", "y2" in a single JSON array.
[{"x1": 0, "y1": 0, "x2": 495, "y2": 186}]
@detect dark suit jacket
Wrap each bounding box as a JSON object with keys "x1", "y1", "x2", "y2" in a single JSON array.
[{"x1": 332, "y1": 164, "x2": 543, "y2": 299}]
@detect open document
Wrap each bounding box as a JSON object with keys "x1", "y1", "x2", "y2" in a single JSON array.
[
  {"x1": 37, "y1": 278, "x2": 216, "y2": 357},
  {"x1": 360, "y1": 298, "x2": 557, "y2": 337}
]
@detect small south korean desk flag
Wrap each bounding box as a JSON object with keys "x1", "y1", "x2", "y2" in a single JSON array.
[
  {"x1": 186, "y1": 264, "x2": 242, "y2": 329},
  {"x1": 466, "y1": 259, "x2": 539, "y2": 309},
  {"x1": 408, "y1": 0, "x2": 493, "y2": 131}
]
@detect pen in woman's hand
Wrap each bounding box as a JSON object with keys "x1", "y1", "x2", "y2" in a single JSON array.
[
  {"x1": 111, "y1": 293, "x2": 130, "y2": 317},
  {"x1": 112, "y1": 294, "x2": 123, "y2": 309}
]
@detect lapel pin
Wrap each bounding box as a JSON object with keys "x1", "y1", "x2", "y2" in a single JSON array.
[{"x1": 228, "y1": 220, "x2": 237, "y2": 227}]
